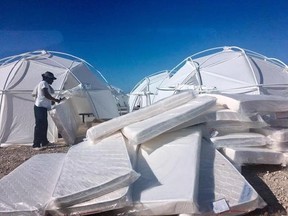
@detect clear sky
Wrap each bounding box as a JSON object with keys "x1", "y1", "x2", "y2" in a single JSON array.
[{"x1": 1, "y1": 0, "x2": 287, "y2": 93}]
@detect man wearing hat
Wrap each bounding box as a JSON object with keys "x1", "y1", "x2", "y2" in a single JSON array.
[{"x1": 32, "y1": 71, "x2": 62, "y2": 150}]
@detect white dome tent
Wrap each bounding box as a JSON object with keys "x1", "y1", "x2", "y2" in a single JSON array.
[
  {"x1": 154, "y1": 46, "x2": 288, "y2": 101},
  {"x1": 130, "y1": 46, "x2": 288, "y2": 110},
  {"x1": 0, "y1": 50, "x2": 119, "y2": 146},
  {"x1": 128, "y1": 70, "x2": 170, "y2": 112}
]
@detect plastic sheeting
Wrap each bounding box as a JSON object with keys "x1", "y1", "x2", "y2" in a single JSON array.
[
  {"x1": 211, "y1": 132, "x2": 267, "y2": 148},
  {"x1": 86, "y1": 91, "x2": 196, "y2": 144},
  {"x1": 132, "y1": 127, "x2": 202, "y2": 215},
  {"x1": 122, "y1": 96, "x2": 216, "y2": 145}
]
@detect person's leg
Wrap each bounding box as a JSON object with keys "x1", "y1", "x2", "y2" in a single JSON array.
[
  {"x1": 42, "y1": 111, "x2": 49, "y2": 146},
  {"x1": 33, "y1": 106, "x2": 47, "y2": 148}
]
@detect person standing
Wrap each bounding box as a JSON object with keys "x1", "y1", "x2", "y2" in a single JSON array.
[{"x1": 32, "y1": 71, "x2": 62, "y2": 150}]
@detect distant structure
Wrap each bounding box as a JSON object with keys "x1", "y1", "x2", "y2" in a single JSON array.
[{"x1": 129, "y1": 46, "x2": 288, "y2": 111}]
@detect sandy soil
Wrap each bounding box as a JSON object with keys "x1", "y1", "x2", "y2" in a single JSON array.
[{"x1": 0, "y1": 125, "x2": 288, "y2": 216}]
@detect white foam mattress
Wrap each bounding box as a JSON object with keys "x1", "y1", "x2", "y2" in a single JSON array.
[
  {"x1": 208, "y1": 93, "x2": 288, "y2": 115},
  {"x1": 86, "y1": 91, "x2": 195, "y2": 144},
  {"x1": 122, "y1": 95, "x2": 216, "y2": 145},
  {"x1": 47, "y1": 187, "x2": 131, "y2": 216},
  {"x1": 132, "y1": 127, "x2": 202, "y2": 215},
  {"x1": 252, "y1": 127, "x2": 288, "y2": 142},
  {"x1": 49, "y1": 98, "x2": 81, "y2": 145},
  {"x1": 221, "y1": 147, "x2": 285, "y2": 166},
  {"x1": 0, "y1": 153, "x2": 66, "y2": 216},
  {"x1": 48, "y1": 134, "x2": 139, "y2": 209},
  {"x1": 211, "y1": 132, "x2": 267, "y2": 148},
  {"x1": 198, "y1": 140, "x2": 266, "y2": 214}
]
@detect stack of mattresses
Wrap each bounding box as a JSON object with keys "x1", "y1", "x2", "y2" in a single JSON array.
[
  {"x1": 208, "y1": 93, "x2": 288, "y2": 167},
  {"x1": 0, "y1": 91, "x2": 268, "y2": 215}
]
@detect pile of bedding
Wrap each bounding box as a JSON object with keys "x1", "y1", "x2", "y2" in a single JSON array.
[{"x1": 4, "y1": 91, "x2": 288, "y2": 215}]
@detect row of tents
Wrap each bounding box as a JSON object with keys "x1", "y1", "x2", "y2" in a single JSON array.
[
  {"x1": 1, "y1": 46, "x2": 288, "y2": 146},
  {"x1": 129, "y1": 46, "x2": 288, "y2": 111}
]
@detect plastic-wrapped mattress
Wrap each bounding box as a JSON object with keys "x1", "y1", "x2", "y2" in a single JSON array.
[
  {"x1": 221, "y1": 147, "x2": 285, "y2": 166},
  {"x1": 122, "y1": 95, "x2": 216, "y2": 145},
  {"x1": 47, "y1": 133, "x2": 139, "y2": 209},
  {"x1": 208, "y1": 93, "x2": 288, "y2": 116},
  {"x1": 87, "y1": 91, "x2": 196, "y2": 144},
  {"x1": 49, "y1": 98, "x2": 81, "y2": 145},
  {"x1": 197, "y1": 139, "x2": 266, "y2": 215},
  {"x1": 0, "y1": 154, "x2": 66, "y2": 216},
  {"x1": 252, "y1": 127, "x2": 288, "y2": 142},
  {"x1": 211, "y1": 132, "x2": 267, "y2": 148},
  {"x1": 132, "y1": 126, "x2": 203, "y2": 215}
]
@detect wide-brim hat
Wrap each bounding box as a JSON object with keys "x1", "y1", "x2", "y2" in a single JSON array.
[{"x1": 42, "y1": 71, "x2": 57, "y2": 80}]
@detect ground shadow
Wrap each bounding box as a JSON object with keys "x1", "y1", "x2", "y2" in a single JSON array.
[{"x1": 242, "y1": 165, "x2": 287, "y2": 215}]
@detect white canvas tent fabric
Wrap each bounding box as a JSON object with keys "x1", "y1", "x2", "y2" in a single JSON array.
[
  {"x1": 132, "y1": 46, "x2": 288, "y2": 109},
  {"x1": 110, "y1": 85, "x2": 129, "y2": 115},
  {"x1": 129, "y1": 70, "x2": 169, "y2": 112},
  {"x1": 0, "y1": 50, "x2": 119, "y2": 146},
  {"x1": 169, "y1": 46, "x2": 288, "y2": 95}
]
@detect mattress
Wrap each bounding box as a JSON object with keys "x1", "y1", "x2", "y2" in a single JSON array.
[
  {"x1": 122, "y1": 95, "x2": 216, "y2": 145},
  {"x1": 252, "y1": 127, "x2": 288, "y2": 142},
  {"x1": 207, "y1": 93, "x2": 288, "y2": 116},
  {"x1": 47, "y1": 134, "x2": 139, "y2": 209},
  {"x1": 198, "y1": 140, "x2": 266, "y2": 215},
  {"x1": 86, "y1": 91, "x2": 195, "y2": 144},
  {"x1": 0, "y1": 154, "x2": 66, "y2": 216},
  {"x1": 210, "y1": 132, "x2": 267, "y2": 148},
  {"x1": 49, "y1": 98, "x2": 81, "y2": 145},
  {"x1": 221, "y1": 147, "x2": 285, "y2": 166},
  {"x1": 132, "y1": 127, "x2": 203, "y2": 215}
]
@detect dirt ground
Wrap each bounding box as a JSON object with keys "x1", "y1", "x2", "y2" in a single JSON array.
[{"x1": 0, "y1": 126, "x2": 288, "y2": 216}]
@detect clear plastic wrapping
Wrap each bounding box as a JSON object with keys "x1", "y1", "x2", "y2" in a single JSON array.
[
  {"x1": 211, "y1": 132, "x2": 267, "y2": 148},
  {"x1": 208, "y1": 93, "x2": 288, "y2": 116},
  {"x1": 86, "y1": 91, "x2": 196, "y2": 144},
  {"x1": 49, "y1": 98, "x2": 81, "y2": 145},
  {"x1": 121, "y1": 96, "x2": 216, "y2": 145},
  {"x1": 221, "y1": 147, "x2": 285, "y2": 166},
  {"x1": 132, "y1": 127, "x2": 202, "y2": 215}
]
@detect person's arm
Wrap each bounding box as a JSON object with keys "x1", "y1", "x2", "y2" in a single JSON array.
[{"x1": 43, "y1": 88, "x2": 61, "y2": 103}]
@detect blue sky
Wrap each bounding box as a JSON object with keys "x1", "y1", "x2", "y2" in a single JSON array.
[{"x1": 1, "y1": 0, "x2": 287, "y2": 92}]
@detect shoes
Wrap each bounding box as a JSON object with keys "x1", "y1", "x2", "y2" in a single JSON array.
[
  {"x1": 42, "y1": 142, "x2": 55, "y2": 147},
  {"x1": 32, "y1": 146, "x2": 43, "y2": 151}
]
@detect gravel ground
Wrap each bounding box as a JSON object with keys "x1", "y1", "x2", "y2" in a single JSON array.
[{"x1": 0, "y1": 128, "x2": 288, "y2": 216}]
